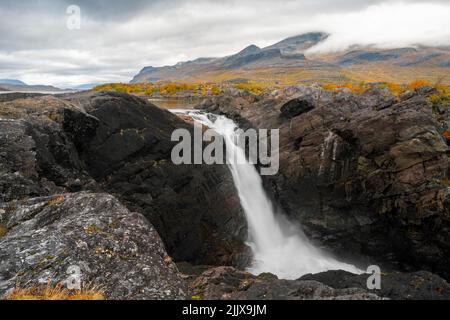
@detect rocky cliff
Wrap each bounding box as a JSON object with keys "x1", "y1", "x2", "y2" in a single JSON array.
[
  {"x1": 199, "y1": 85, "x2": 450, "y2": 280},
  {"x1": 0, "y1": 91, "x2": 248, "y2": 299},
  {"x1": 1, "y1": 88, "x2": 449, "y2": 300}
]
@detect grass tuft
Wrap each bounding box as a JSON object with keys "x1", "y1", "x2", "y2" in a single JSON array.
[
  {"x1": 0, "y1": 224, "x2": 7, "y2": 237},
  {"x1": 47, "y1": 195, "x2": 65, "y2": 206},
  {"x1": 4, "y1": 283, "x2": 105, "y2": 301}
]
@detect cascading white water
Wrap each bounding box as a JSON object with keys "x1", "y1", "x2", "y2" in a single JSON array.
[{"x1": 173, "y1": 109, "x2": 362, "y2": 279}]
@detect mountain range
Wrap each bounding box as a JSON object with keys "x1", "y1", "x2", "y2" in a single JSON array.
[
  {"x1": 0, "y1": 79, "x2": 65, "y2": 92},
  {"x1": 131, "y1": 32, "x2": 450, "y2": 85},
  {"x1": 0, "y1": 80, "x2": 104, "y2": 92}
]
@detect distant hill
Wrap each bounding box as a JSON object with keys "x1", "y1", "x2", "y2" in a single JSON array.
[
  {"x1": 0, "y1": 79, "x2": 27, "y2": 86},
  {"x1": 131, "y1": 32, "x2": 450, "y2": 85},
  {"x1": 264, "y1": 32, "x2": 329, "y2": 54},
  {"x1": 0, "y1": 79, "x2": 65, "y2": 92}
]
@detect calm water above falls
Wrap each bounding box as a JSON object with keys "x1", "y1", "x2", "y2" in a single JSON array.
[{"x1": 172, "y1": 109, "x2": 362, "y2": 279}]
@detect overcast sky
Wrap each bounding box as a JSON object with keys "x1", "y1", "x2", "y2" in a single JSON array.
[{"x1": 0, "y1": 0, "x2": 449, "y2": 87}]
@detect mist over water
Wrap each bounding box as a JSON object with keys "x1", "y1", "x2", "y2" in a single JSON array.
[{"x1": 173, "y1": 110, "x2": 362, "y2": 279}]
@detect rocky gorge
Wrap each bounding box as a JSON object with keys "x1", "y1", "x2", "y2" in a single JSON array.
[
  {"x1": 199, "y1": 85, "x2": 450, "y2": 280},
  {"x1": 0, "y1": 87, "x2": 449, "y2": 300}
]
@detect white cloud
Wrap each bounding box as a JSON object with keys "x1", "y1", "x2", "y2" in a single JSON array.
[
  {"x1": 306, "y1": 2, "x2": 450, "y2": 53},
  {"x1": 0, "y1": 0, "x2": 449, "y2": 87}
]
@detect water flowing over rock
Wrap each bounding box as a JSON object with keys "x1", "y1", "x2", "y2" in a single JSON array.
[
  {"x1": 1, "y1": 88, "x2": 449, "y2": 300},
  {"x1": 175, "y1": 110, "x2": 361, "y2": 279},
  {"x1": 199, "y1": 85, "x2": 450, "y2": 280}
]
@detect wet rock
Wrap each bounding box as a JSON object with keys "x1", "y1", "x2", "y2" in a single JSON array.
[
  {"x1": 0, "y1": 192, "x2": 187, "y2": 300},
  {"x1": 300, "y1": 270, "x2": 450, "y2": 300},
  {"x1": 188, "y1": 267, "x2": 381, "y2": 300}
]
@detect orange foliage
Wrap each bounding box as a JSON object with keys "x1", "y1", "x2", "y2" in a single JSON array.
[
  {"x1": 443, "y1": 130, "x2": 450, "y2": 140},
  {"x1": 385, "y1": 82, "x2": 404, "y2": 96},
  {"x1": 408, "y1": 79, "x2": 432, "y2": 91},
  {"x1": 338, "y1": 82, "x2": 367, "y2": 94},
  {"x1": 321, "y1": 83, "x2": 338, "y2": 91},
  {"x1": 322, "y1": 82, "x2": 367, "y2": 94}
]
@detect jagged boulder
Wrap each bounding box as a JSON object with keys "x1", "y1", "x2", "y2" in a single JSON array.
[
  {"x1": 0, "y1": 192, "x2": 187, "y2": 300},
  {"x1": 300, "y1": 270, "x2": 450, "y2": 300},
  {"x1": 187, "y1": 267, "x2": 381, "y2": 300},
  {"x1": 280, "y1": 98, "x2": 315, "y2": 119},
  {"x1": 63, "y1": 91, "x2": 249, "y2": 266},
  {"x1": 0, "y1": 97, "x2": 100, "y2": 201}
]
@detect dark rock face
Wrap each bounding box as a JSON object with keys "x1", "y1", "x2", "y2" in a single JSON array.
[
  {"x1": 2, "y1": 88, "x2": 449, "y2": 300},
  {"x1": 280, "y1": 98, "x2": 315, "y2": 119},
  {"x1": 63, "y1": 91, "x2": 248, "y2": 266},
  {"x1": 0, "y1": 192, "x2": 187, "y2": 300},
  {"x1": 199, "y1": 86, "x2": 450, "y2": 279},
  {"x1": 188, "y1": 267, "x2": 381, "y2": 300},
  {"x1": 300, "y1": 270, "x2": 450, "y2": 300},
  {"x1": 0, "y1": 92, "x2": 248, "y2": 268},
  {"x1": 0, "y1": 96, "x2": 99, "y2": 202}
]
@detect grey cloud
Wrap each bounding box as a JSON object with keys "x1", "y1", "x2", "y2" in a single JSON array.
[{"x1": 0, "y1": 0, "x2": 449, "y2": 87}]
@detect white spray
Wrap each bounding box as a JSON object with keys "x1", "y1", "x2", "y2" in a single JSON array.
[{"x1": 172, "y1": 109, "x2": 362, "y2": 279}]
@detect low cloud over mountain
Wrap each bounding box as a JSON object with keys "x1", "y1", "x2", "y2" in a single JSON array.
[{"x1": 0, "y1": 0, "x2": 449, "y2": 87}]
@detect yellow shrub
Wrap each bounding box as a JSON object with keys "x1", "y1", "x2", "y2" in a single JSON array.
[
  {"x1": 332, "y1": 82, "x2": 368, "y2": 94},
  {"x1": 386, "y1": 82, "x2": 404, "y2": 96},
  {"x1": 234, "y1": 82, "x2": 264, "y2": 94}
]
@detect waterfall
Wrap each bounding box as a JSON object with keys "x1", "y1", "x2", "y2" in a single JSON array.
[{"x1": 172, "y1": 109, "x2": 362, "y2": 279}]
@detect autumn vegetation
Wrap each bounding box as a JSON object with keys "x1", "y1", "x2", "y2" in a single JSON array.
[
  {"x1": 94, "y1": 82, "x2": 223, "y2": 96},
  {"x1": 321, "y1": 79, "x2": 448, "y2": 96},
  {"x1": 94, "y1": 79, "x2": 449, "y2": 108},
  {"x1": 4, "y1": 283, "x2": 104, "y2": 300},
  {"x1": 94, "y1": 78, "x2": 449, "y2": 147},
  {"x1": 93, "y1": 80, "x2": 270, "y2": 97}
]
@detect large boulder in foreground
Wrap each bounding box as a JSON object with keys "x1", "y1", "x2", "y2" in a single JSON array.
[
  {"x1": 0, "y1": 192, "x2": 186, "y2": 300},
  {"x1": 199, "y1": 86, "x2": 450, "y2": 279}
]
